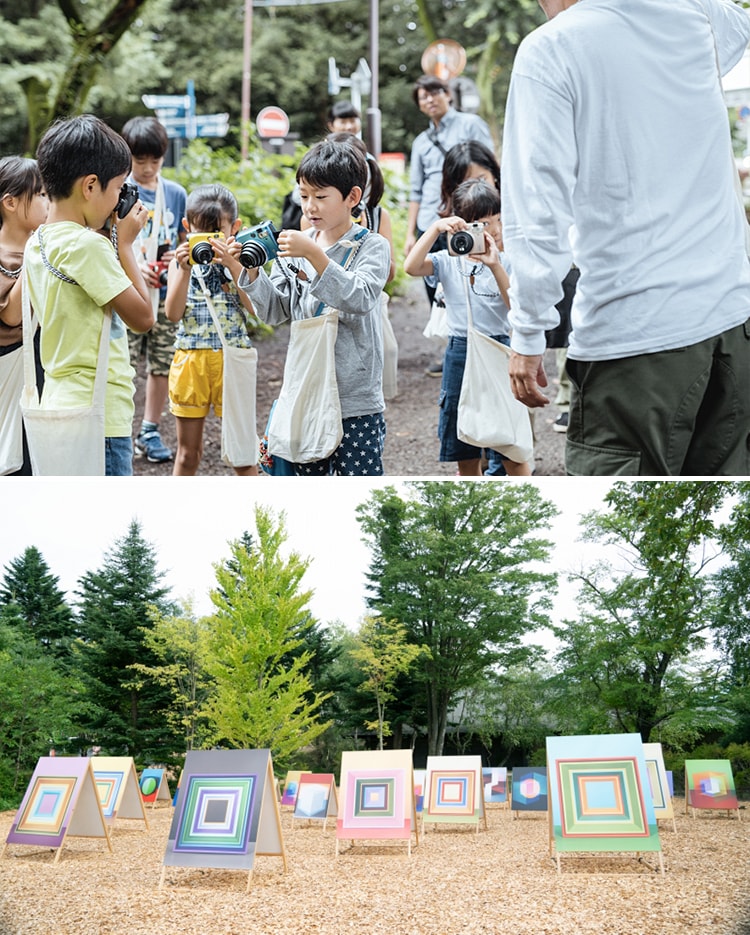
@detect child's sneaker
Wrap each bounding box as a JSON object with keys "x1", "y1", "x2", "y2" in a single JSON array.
[{"x1": 135, "y1": 428, "x2": 173, "y2": 462}]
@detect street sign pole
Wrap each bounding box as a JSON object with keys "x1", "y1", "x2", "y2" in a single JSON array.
[
  {"x1": 241, "y1": 0, "x2": 253, "y2": 162},
  {"x1": 367, "y1": 0, "x2": 381, "y2": 158}
]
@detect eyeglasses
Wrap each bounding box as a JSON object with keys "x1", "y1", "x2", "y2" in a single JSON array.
[{"x1": 417, "y1": 91, "x2": 446, "y2": 103}]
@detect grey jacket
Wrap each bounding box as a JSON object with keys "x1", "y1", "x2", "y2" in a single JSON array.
[{"x1": 238, "y1": 225, "x2": 390, "y2": 418}]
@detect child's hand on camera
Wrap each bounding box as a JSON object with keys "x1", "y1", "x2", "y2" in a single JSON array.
[
  {"x1": 113, "y1": 201, "x2": 148, "y2": 244},
  {"x1": 276, "y1": 229, "x2": 315, "y2": 260},
  {"x1": 210, "y1": 235, "x2": 241, "y2": 276},
  {"x1": 172, "y1": 241, "x2": 192, "y2": 272}
]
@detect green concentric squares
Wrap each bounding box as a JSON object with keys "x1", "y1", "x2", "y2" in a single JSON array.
[
  {"x1": 176, "y1": 775, "x2": 255, "y2": 852},
  {"x1": 558, "y1": 758, "x2": 647, "y2": 838}
]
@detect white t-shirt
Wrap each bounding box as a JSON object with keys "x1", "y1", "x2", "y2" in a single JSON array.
[{"x1": 501, "y1": 0, "x2": 750, "y2": 360}]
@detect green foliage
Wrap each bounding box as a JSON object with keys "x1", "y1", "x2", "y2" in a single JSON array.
[
  {"x1": 349, "y1": 615, "x2": 429, "y2": 749},
  {"x1": 201, "y1": 507, "x2": 331, "y2": 771},
  {"x1": 357, "y1": 481, "x2": 558, "y2": 756},
  {"x1": 74, "y1": 520, "x2": 178, "y2": 760},
  {"x1": 127, "y1": 600, "x2": 214, "y2": 755}
]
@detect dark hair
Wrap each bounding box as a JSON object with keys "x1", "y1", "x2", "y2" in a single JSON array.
[
  {"x1": 297, "y1": 139, "x2": 367, "y2": 200},
  {"x1": 439, "y1": 141, "x2": 500, "y2": 217},
  {"x1": 412, "y1": 74, "x2": 450, "y2": 107},
  {"x1": 326, "y1": 132, "x2": 384, "y2": 210},
  {"x1": 35, "y1": 115, "x2": 132, "y2": 200},
  {"x1": 327, "y1": 100, "x2": 361, "y2": 124},
  {"x1": 185, "y1": 183, "x2": 238, "y2": 232},
  {"x1": 121, "y1": 116, "x2": 169, "y2": 159},
  {"x1": 0, "y1": 156, "x2": 44, "y2": 228},
  {"x1": 450, "y1": 178, "x2": 501, "y2": 224}
]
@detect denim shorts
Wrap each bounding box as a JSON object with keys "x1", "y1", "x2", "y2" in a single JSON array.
[
  {"x1": 105, "y1": 436, "x2": 133, "y2": 476},
  {"x1": 438, "y1": 333, "x2": 510, "y2": 470}
]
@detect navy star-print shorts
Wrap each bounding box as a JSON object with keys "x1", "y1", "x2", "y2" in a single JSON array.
[{"x1": 295, "y1": 412, "x2": 386, "y2": 476}]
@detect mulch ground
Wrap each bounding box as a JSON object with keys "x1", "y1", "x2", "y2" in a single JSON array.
[{"x1": 1, "y1": 799, "x2": 748, "y2": 935}]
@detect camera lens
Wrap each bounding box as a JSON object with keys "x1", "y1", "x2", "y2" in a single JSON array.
[
  {"x1": 449, "y1": 231, "x2": 474, "y2": 255},
  {"x1": 239, "y1": 241, "x2": 269, "y2": 269},
  {"x1": 191, "y1": 241, "x2": 214, "y2": 265},
  {"x1": 158, "y1": 269, "x2": 169, "y2": 287}
]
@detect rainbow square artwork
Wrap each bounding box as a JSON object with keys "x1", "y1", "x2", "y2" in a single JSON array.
[
  {"x1": 175, "y1": 775, "x2": 255, "y2": 854},
  {"x1": 94, "y1": 771, "x2": 124, "y2": 818},
  {"x1": 428, "y1": 771, "x2": 475, "y2": 817},
  {"x1": 342, "y1": 770, "x2": 405, "y2": 829},
  {"x1": 13, "y1": 776, "x2": 77, "y2": 839},
  {"x1": 685, "y1": 760, "x2": 739, "y2": 811},
  {"x1": 547, "y1": 734, "x2": 660, "y2": 854}
]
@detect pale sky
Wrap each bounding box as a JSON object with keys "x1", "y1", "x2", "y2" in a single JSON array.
[{"x1": 2, "y1": 477, "x2": 618, "y2": 629}]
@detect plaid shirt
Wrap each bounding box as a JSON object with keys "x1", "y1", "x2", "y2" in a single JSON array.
[{"x1": 174, "y1": 263, "x2": 252, "y2": 350}]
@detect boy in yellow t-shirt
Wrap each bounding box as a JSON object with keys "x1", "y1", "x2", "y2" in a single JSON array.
[{"x1": 25, "y1": 114, "x2": 153, "y2": 475}]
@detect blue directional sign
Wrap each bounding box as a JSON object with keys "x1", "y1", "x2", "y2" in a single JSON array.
[{"x1": 142, "y1": 82, "x2": 227, "y2": 140}]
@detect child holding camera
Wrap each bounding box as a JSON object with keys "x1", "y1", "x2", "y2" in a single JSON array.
[
  {"x1": 121, "y1": 116, "x2": 187, "y2": 464},
  {"x1": 236, "y1": 139, "x2": 390, "y2": 476},
  {"x1": 24, "y1": 114, "x2": 153, "y2": 475},
  {"x1": 165, "y1": 183, "x2": 258, "y2": 476},
  {"x1": 404, "y1": 177, "x2": 530, "y2": 477}
]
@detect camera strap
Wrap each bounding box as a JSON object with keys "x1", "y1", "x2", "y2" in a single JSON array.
[
  {"x1": 312, "y1": 226, "x2": 369, "y2": 317},
  {"x1": 36, "y1": 227, "x2": 78, "y2": 286}
]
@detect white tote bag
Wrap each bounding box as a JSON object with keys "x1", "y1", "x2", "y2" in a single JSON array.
[
  {"x1": 0, "y1": 341, "x2": 26, "y2": 474},
  {"x1": 194, "y1": 268, "x2": 259, "y2": 468},
  {"x1": 423, "y1": 283, "x2": 449, "y2": 339},
  {"x1": 20, "y1": 262, "x2": 109, "y2": 476},
  {"x1": 456, "y1": 270, "x2": 533, "y2": 463},
  {"x1": 267, "y1": 310, "x2": 343, "y2": 463},
  {"x1": 381, "y1": 292, "x2": 398, "y2": 400}
]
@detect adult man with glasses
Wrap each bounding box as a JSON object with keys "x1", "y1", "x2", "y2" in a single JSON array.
[{"x1": 406, "y1": 75, "x2": 493, "y2": 374}]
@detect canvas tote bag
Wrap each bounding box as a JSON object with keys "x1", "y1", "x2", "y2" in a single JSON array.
[
  {"x1": 20, "y1": 251, "x2": 109, "y2": 476},
  {"x1": 456, "y1": 264, "x2": 534, "y2": 463},
  {"x1": 267, "y1": 228, "x2": 369, "y2": 464},
  {"x1": 193, "y1": 267, "x2": 258, "y2": 468},
  {"x1": 0, "y1": 338, "x2": 27, "y2": 474}
]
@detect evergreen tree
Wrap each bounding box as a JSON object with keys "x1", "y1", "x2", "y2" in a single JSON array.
[
  {"x1": 201, "y1": 507, "x2": 331, "y2": 770},
  {"x1": 74, "y1": 520, "x2": 176, "y2": 760},
  {"x1": 0, "y1": 545, "x2": 75, "y2": 659},
  {"x1": 357, "y1": 482, "x2": 558, "y2": 756}
]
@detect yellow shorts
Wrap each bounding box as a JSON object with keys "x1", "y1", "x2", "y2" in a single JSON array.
[{"x1": 168, "y1": 348, "x2": 224, "y2": 418}]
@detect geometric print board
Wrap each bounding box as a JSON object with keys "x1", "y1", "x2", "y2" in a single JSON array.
[
  {"x1": 161, "y1": 748, "x2": 286, "y2": 885},
  {"x1": 337, "y1": 750, "x2": 418, "y2": 854},
  {"x1": 292, "y1": 773, "x2": 338, "y2": 829},
  {"x1": 511, "y1": 766, "x2": 548, "y2": 814},
  {"x1": 91, "y1": 756, "x2": 148, "y2": 828},
  {"x1": 3, "y1": 756, "x2": 112, "y2": 863},
  {"x1": 280, "y1": 770, "x2": 310, "y2": 807},
  {"x1": 483, "y1": 767, "x2": 508, "y2": 804},
  {"x1": 546, "y1": 733, "x2": 662, "y2": 862},
  {"x1": 423, "y1": 755, "x2": 486, "y2": 830},
  {"x1": 684, "y1": 759, "x2": 740, "y2": 816},
  {"x1": 642, "y1": 743, "x2": 674, "y2": 823},
  {"x1": 139, "y1": 768, "x2": 172, "y2": 808}
]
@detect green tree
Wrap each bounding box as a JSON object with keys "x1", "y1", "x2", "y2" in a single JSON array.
[
  {"x1": 0, "y1": 622, "x2": 82, "y2": 806},
  {"x1": 552, "y1": 481, "x2": 733, "y2": 743},
  {"x1": 0, "y1": 545, "x2": 75, "y2": 658},
  {"x1": 357, "y1": 481, "x2": 558, "y2": 756},
  {"x1": 201, "y1": 507, "x2": 331, "y2": 770},
  {"x1": 127, "y1": 599, "x2": 213, "y2": 755},
  {"x1": 349, "y1": 615, "x2": 429, "y2": 750},
  {"x1": 74, "y1": 519, "x2": 177, "y2": 759}
]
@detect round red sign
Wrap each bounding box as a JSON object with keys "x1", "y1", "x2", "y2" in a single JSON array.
[{"x1": 256, "y1": 106, "x2": 290, "y2": 139}]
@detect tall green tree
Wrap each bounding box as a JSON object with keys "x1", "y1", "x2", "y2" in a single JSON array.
[
  {"x1": 201, "y1": 507, "x2": 331, "y2": 770},
  {"x1": 0, "y1": 545, "x2": 75, "y2": 658},
  {"x1": 127, "y1": 600, "x2": 213, "y2": 755},
  {"x1": 0, "y1": 621, "x2": 82, "y2": 805},
  {"x1": 349, "y1": 615, "x2": 430, "y2": 750},
  {"x1": 357, "y1": 482, "x2": 558, "y2": 756},
  {"x1": 74, "y1": 519, "x2": 176, "y2": 760},
  {"x1": 552, "y1": 481, "x2": 733, "y2": 744}
]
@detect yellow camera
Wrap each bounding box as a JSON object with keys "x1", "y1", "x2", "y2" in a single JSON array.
[{"x1": 187, "y1": 231, "x2": 225, "y2": 265}]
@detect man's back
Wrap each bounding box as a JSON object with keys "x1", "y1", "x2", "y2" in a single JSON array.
[{"x1": 502, "y1": 0, "x2": 750, "y2": 360}]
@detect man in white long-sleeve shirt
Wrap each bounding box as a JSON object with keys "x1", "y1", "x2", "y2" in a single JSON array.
[{"x1": 501, "y1": 0, "x2": 750, "y2": 475}]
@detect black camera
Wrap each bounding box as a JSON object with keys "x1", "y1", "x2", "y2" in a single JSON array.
[
  {"x1": 236, "y1": 221, "x2": 280, "y2": 268},
  {"x1": 115, "y1": 181, "x2": 140, "y2": 219},
  {"x1": 448, "y1": 222, "x2": 487, "y2": 257}
]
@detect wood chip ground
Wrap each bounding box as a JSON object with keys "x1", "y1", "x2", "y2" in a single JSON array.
[{"x1": 1, "y1": 799, "x2": 748, "y2": 934}]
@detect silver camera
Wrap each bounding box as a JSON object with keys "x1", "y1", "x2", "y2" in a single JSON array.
[{"x1": 448, "y1": 222, "x2": 487, "y2": 256}]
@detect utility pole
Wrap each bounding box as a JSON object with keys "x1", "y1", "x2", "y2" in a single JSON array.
[
  {"x1": 241, "y1": 0, "x2": 253, "y2": 161},
  {"x1": 367, "y1": 0, "x2": 381, "y2": 158}
]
